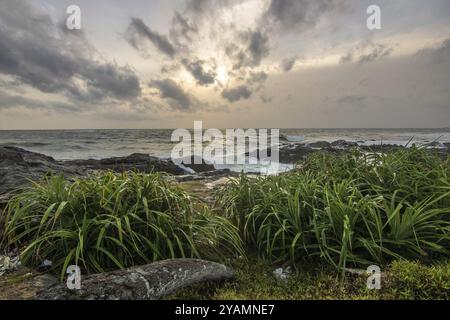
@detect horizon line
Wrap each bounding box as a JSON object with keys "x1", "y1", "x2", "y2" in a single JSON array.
[{"x1": 0, "y1": 127, "x2": 449, "y2": 131}]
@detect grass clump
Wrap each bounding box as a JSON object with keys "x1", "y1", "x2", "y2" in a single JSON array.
[
  {"x1": 216, "y1": 148, "x2": 450, "y2": 270},
  {"x1": 2, "y1": 171, "x2": 243, "y2": 279}
]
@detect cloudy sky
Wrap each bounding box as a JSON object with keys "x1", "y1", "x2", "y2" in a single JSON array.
[{"x1": 0, "y1": 0, "x2": 449, "y2": 129}]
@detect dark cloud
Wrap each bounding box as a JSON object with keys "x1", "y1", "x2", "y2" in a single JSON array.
[
  {"x1": 0, "y1": 0, "x2": 141, "y2": 106},
  {"x1": 358, "y1": 45, "x2": 393, "y2": 64},
  {"x1": 185, "y1": 0, "x2": 239, "y2": 17},
  {"x1": 339, "y1": 52, "x2": 353, "y2": 64},
  {"x1": 225, "y1": 44, "x2": 245, "y2": 70},
  {"x1": 126, "y1": 18, "x2": 177, "y2": 58},
  {"x1": 416, "y1": 38, "x2": 450, "y2": 65},
  {"x1": 281, "y1": 57, "x2": 297, "y2": 72},
  {"x1": 161, "y1": 63, "x2": 182, "y2": 74},
  {"x1": 167, "y1": 0, "x2": 244, "y2": 56},
  {"x1": 248, "y1": 31, "x2": 270, "y2": 65},
  {"x1": 226, "y1": 30, "x2": 270, "y2": 70},
  {"x1": 263, "y1": 0, "x2": 348, "y2": 31},
  {"x1": 81, "y1": 64, "x2": 141, "y2": 100},
  {"x1": 222, "y1": 85, "x2": 253, "y2": 102},
  {"x1": 340, "y1": 42, "x2": 394, "y2": 65},
  {"x1": 260, "y1": 95, "x2": 273, "y2": 104},
  {"x1": 248, "y1": 71, "x2": 268, "y2": 84},
  {"x1": 182, "y1": 59, "x2": 216, "y2": 86},
  {"x1": 151, "y1": 79, "x2": 192, "y2": 110},
  {"x1": 0, "y1": 89, "x2": 80, "y2": 113},
  {"x1": 170, "y1": 11, "x2": 198, "y2": 44},
  {"x1": 186, "y1": 0, "x2": 211, "y2": 14}
]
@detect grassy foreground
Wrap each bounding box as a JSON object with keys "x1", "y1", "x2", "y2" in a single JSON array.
[
  {"x1": 170, "y1": 259, "x2": 450, "y2": 300},
  {"x1": 1, "y1": 147, "x2": 449, "y2": 299},
  {"x1": 2, "y1": 172, "x2": 243, "y2": 279},
  {"x1": 217, "y1": 148, "x2": 450, "y2": 271}
]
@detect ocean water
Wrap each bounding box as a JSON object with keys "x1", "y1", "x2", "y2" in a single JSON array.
[{"x1": 0, "y1": 128, "x2": 448, "y2": 171}]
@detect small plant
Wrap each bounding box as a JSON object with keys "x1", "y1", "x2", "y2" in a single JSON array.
[
  {"x1": 3, "y1": 172, "x2": 243, "y2": 279},
  {"x1": 216, "y1": 148, "x2": 450, "y2": 270}
]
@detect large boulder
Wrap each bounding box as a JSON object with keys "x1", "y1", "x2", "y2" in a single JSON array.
[
  {"x1": 66, "y1": 153, "x2": 186, "y2": 175},
  {"x1": 0, "y1": 146, "x2": 84, "y2": 198},
  {"x1": 0, "y1": 147, "x2": 188, "y2": 199},
  {"x1": 307, "y1": 141, "x2": 331, "y2": 149},
  {"x1": 35, "y1": 259, "x2": 235, "y2": 300},
  {"x1": 331, "y1": 140, "x2": 358, "y2": 148}
]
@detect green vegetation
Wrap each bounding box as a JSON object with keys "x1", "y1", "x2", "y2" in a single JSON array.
[
  {"x1": 170, "y1": 259, "x2": 450, "y2": 300},
  {"x1": 1, "y1": 148, "x2": 449, "y2": 299},
  {"x1": 216, "y1": 148, "x2": 450, "y2": 271},
  {"x1": 2, "y1": 172, "x2": 243, "y2": 279}
]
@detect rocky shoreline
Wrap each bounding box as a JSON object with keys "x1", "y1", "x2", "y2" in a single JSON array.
[
  {"x1": 0, "y1": 141, "x2": 449, "y2": 300},
  {"x1": 0, "y1": 146, "x2": 218, "y2": 200},
  {"x1": 276, "y1": 140, "x2": 450, "y2": 163},
  {"x1": 1, "y1": 141, "x2": 449, "y2": 200}
]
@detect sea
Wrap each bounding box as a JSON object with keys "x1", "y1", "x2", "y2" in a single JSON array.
[{"x1": 1, "y1": 128, "x2": 449, "y2": 173}]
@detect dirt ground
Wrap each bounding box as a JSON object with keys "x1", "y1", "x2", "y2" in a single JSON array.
[{"x1": 0, "y1": 266, "x2": 57, "y2": 300}]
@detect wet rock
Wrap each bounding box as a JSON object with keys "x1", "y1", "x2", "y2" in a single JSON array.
[
  {"x1": 0, "y1": 146, "x2": 84, "y2": 196},
  {"x1": 279, "y1": 134, "x2": 289, "y2": 142},
  {"x1": 66, "y1": 153, "x2": 186, "y2": 175},
  {"x1": 35, "y1": 259, "x2": 235, "y2": 300},
  {"x1": 177, "y1": 156, "x2": 215, "y2": 173},
  {"x1": 307, "y1": 141, "x2": 331, "y2": 149},
  {"x1": 242, "y1": 145, "x2": 317, "y2": 164},
  {"x1": 244, "y1": 148, "x2": 275, "y2": 161},
  {"x1": 331, "y1": 140, "x2": 358, "y2": 148},
  {"x1": 0, "y1": 147, "x2": 188, "y2": 197}
]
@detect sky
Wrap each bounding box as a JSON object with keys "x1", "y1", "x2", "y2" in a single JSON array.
[{"x1": 0, "y1": 0, "x2": 449, "y2": 129}]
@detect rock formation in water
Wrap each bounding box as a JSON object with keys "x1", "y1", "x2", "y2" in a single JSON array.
[{"x1": 0, "y1": 146, "x2": 185, "y2": 198}]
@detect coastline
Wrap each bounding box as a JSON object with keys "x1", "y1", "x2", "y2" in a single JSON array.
[
  {"x1": 1, "y1": 143, "x2": 449, "y2": 300},
  {"x1": 1, "y1": 140, "x2": 449, "y2": 197},
  {"x1": 1, "y1": 128, "x2": 449, "y2": 162}
]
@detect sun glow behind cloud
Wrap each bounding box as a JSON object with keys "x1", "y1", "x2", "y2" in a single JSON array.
[
  {"x1": 216, "y1": 66, "x2": 230, "y2": 84},
  {"x1": 0, "y1": 0, "x2": 449, "y2": 129}
]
